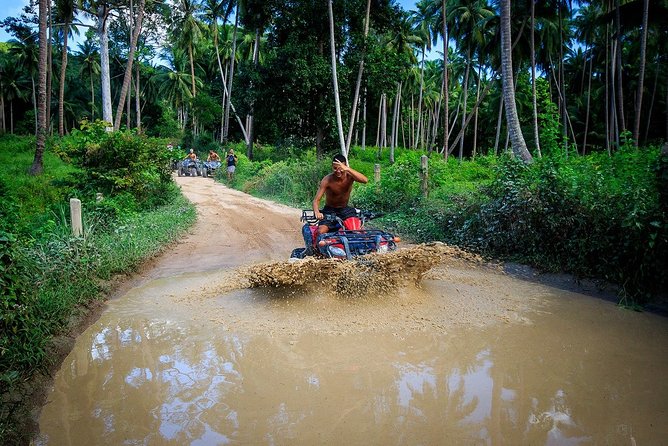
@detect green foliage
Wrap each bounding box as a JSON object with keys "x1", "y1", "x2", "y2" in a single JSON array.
[
  {"x1": 147, "y1": 100, "x2": 183, "y2": 139},
  {"x1": 453, "y1": 149, "x2": 666, "y2": 300},
  {"x1": 53, "y1": 120, "x2": 176, "y2": 208},
  {"x1": 536, "y1": 78, "x2": 561, "y2": 156}
]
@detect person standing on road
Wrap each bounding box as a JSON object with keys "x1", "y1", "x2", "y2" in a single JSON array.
[
  {"x1": 312, "y1": 154, "x2": 368, "y2": 235},
  {"x1": 226, "y1": 149, "x2": 238, "y2": 181}
]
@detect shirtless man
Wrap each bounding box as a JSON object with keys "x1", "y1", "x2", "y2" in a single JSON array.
[{"x1": 312, "y1": 154, "x2": 368, "y2": 235}]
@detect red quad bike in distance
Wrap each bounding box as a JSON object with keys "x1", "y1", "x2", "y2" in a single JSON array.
[{"x1": 290, "y1": 209, "x2": 400, "y2": 261}]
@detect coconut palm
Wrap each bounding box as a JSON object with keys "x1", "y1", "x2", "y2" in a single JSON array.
[
  {"x1": 409, "y1": 0, "x2": 438, "y2": 150},
  {"x1": 447, "y1": 0, "x2": 494, "y2": 160},
  {"x1": 31, "y1": 0, "x2": 48, "y2": 175},
  {"x1": 114, "y1": 0, "x2": 146, "y2": 130},
  {"x1": 173, "y1": 0, "x2": 204, "y2": 99},
  {"x1": 54, "y1": 0, "x2": 77, "y2": 136},
  {"x1": 9, "y1": 34, "x2": 39, "y2": 131},
  {"x1": 0, "y1": 60, "x2": 30, "y2": 133},
  {"x1": 77, "y1": 38, "x2": 101, "y2": 120},
  {"x1": 500, "y1": 0, "x2": 531, "y2": 162}
]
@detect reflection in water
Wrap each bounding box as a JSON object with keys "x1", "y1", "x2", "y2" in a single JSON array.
[{"x1": 37, "y1": 286, "x2": 668, "y2": 445}]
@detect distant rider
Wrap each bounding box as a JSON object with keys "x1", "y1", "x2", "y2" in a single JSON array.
[
  {"x1": 207, "y1": 150, "x2": 221, "y2": 162},
  {"x1": 184, "y1": 148, "x2": 197, "y2": 161},
  {"x1": 312, "y1": 154, "x2": 368, "y2": 235}
]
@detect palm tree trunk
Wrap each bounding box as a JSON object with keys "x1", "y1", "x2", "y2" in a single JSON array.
[
  {"x1": 644, "y1": 60, "x2": 660, "y2": 143},
  {"x1": 114, "y1": 0, "x2": 145, "y2": 130},
  {"x1": 31, "y1": 0, "x2": 48, "y2": 175},
  {"x1": 500, "y1": 0, "x2": 531, "y2": 162},
  {"x1": 46, "y1": 0, "x2": 52, "y2": 135},
  {"x1": 583, "y1": 54, "x2": 593, "y2": 154},
  {"x1": 530, "y1": 0, "x2": 541, "y2": 157},
  {"x1": 98, "y1": 7, "x2": 113, "y2": 125},
  {"x1": 32, "y1": 77, "x2": 37, "y2": 132},
  {"x1": 441, "y1": 0, "x2": 449, "y2": 158},
  {"x1": 362, "y1": 87, "x2": 367, "y2": 150},
  {"x1": 473, "y1": 64, "x2": 481, "y2": 158},
  {"x1": 614, "y1": 0, "x2": 625, "y2": 132},
  {"x1": 632, "y1": 0, "x2": 649, "y2": 145},
  {"x1": 223, "y1": 5, "x2": 239, "y2": 143},
  {"x1": 416, "y1": 47, "x2": 426, "y2": 149},
  {"x1": 59, "y1": 24, "x2": 69, "y2": 136},
  {"x1": 376, "y1": 94, "x2": 382, "y2": 147},
  {"x1": 459, "y1": 45, "x2": 471, "y2": 160},
  {"x1": 135, "y1": 64, "x2": 141, "y2": 132},
  {"x1": 605, "y1": 21, "x2": 610, "y2": 153},
  {"x1": 327, "y1": 0, "x2": 346, "y2": 157},
  {"x1": 0, "y1": 94, "x2": 5, "y2": 132},
  {"x1": 345, "y1": 0, "x2": 371, "y2": 153},
  {"x1": 90, "y1": 66, "x2": 95, "y2": 120}
]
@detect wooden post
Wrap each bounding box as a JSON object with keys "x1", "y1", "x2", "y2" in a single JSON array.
[
  {"x1": 420, "y1": 155, "x2": 429, "y2": 197},
  {"x1": 374, "y1": 164, "x2": 380, "y2": 183},
  {"x1": 70, "y1": 198, "x2": 82, "y2": 237}
]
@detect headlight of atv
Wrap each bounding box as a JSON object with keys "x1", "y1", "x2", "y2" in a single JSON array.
[{"x1": 327, "y1": 246, "x2": 347, "y2": 257}]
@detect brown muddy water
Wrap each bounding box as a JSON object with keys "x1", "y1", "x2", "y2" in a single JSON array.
[{"x1": 35, "y1": 248, "x2": 668, "y2": 446}]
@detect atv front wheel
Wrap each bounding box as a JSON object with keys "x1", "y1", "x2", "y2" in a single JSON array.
[{"x1": 290, "y1": 248, "x2": 307, "y2": 259}]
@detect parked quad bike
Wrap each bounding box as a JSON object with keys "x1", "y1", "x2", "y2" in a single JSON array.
[
  {"x1": 201, "y1": 160, "x2": 221, "y2": 178},
  {"x1": 177, "y1": 158, "x2": 202, "y2": 177},
  {"x1": 290, "y1": 209, "x2": 400, "y2": 261}
]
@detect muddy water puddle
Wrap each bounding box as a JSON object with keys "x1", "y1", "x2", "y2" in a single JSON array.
[{"x1": 36, "y1": 252, "x2": 668, "y2": 445}]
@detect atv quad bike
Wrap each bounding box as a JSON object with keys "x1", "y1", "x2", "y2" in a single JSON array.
[
  {"x1": 290, "y1": 209, "x2": 400, "y2": 260},
  {"x1": 201, "y1": 160, "x2": 221, "y2": 178},
  {"x1": 177, "y1": 158, "x2": 202, "y2": 177}
]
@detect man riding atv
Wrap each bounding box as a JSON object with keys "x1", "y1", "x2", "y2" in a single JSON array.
[
  {"x1": 313, "y1": 154, "x2": 368, "y2": 234},
  {"x1": 290, "y1": 155, "x2": 396, "y2": 260},
  {"x1": 303, "y1": 154, "x2": 368, "y2": 255}
]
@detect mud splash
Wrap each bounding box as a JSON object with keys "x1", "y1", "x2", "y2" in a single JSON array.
[{"x1": 243, "y1": 243, "x2": 482, "y2": 296}]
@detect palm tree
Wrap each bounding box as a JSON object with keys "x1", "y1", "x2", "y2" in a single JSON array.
[
  {"x1": 174, "y1": 0, "x2": 203, "y2": 99},
  {"x1": 9, "y1": 34, "x2": 39, "y2": 132},
  {"x1": 77, "y1": 38, "x2": 100, "y2": 120},
  {"x1": 31, "y1": 0, "x2": 49, "y2": 175},
  {"x1": 500, "y1": 0, "x2": 531, "y2": 162},
  {"x1": 632, "y1": 0, "x2": 649, "y2": 145},
  {"x1": 55, "y1": 0, "x2": 77, "y2": 136},
  {"x1": 345, "y1": 0, "x2": 371, "y2": 154},
  {"x1": 0, "y1": 59, "x2": 30, "y2": 133},
  {"x1": 409, "y1": 0, "x2": 438, "y2": 150},
  {"x1": 113, "y1": 0, "x2": 146, "y2": 130},
  {"x1": 448, "y1": 0, "x2": 494, "y2": 160},
  {"x1": 200, "y1": 0, "x2": 234, "y2": 140},
  {"x1": 77, "y1": 0, "x2": 115, "y2": 124},
  {"x1": 327, "y1": 0, "x2": 346, "y2": 156},
  {"x1": 154, "y1": 59, "x2": 195, "y2": 130}
]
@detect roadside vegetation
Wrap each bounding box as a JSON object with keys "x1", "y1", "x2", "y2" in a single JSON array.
[{"x1": 0, "y1": 130, "x2": 196, "y2": 444}]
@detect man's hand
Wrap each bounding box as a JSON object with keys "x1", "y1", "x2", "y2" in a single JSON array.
[
  {"x1": 315, "y1": 210, "x2": 324, "y2": 220},
  {"x1": 333, "y1": 160, "x2": 348, "y2": 172}
]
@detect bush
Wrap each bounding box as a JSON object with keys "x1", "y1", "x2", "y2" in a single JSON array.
[{"x1": 53, "y1": 120, "x2": 176, "y2": 209}]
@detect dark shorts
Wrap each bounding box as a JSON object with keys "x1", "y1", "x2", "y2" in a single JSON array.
[{"x1": 319, "y1": 205, "x2": 357, "y2": 230}]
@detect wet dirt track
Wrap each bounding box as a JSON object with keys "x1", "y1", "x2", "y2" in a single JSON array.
[{"x1": 35, "y1": 175, "x2": 668, "y2": 445}]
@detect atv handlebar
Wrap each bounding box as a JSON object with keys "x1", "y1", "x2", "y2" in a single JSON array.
[{"x1": 301, "y1": 209, "x2": 384, "y2": 225}]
